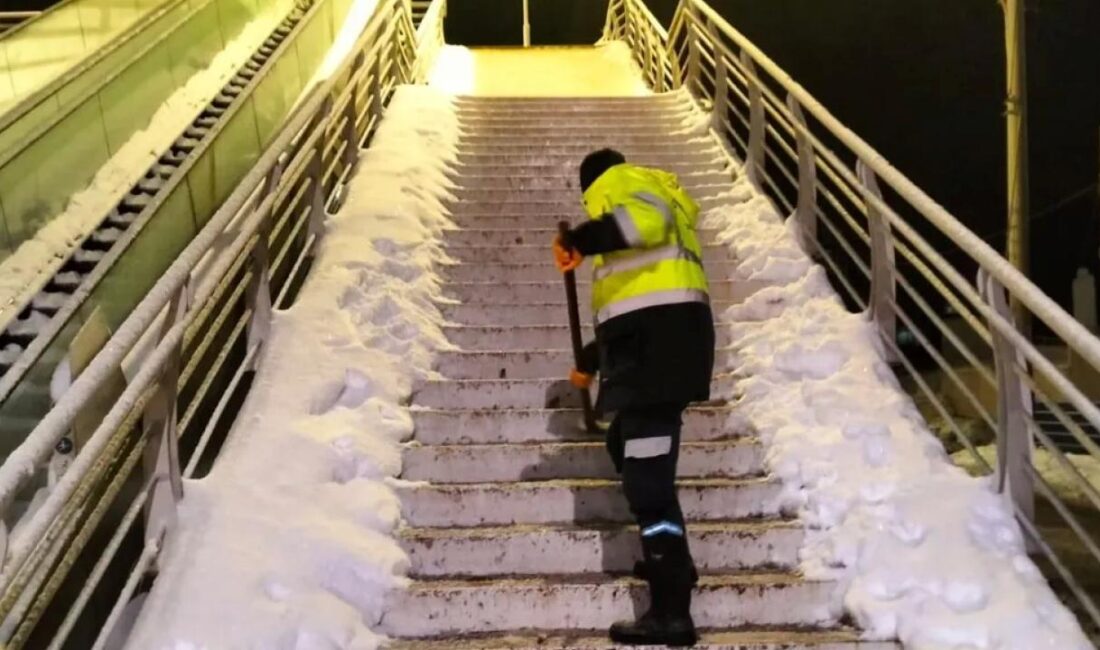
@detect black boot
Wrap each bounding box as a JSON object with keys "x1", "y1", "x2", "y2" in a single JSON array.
[
  {"x1": 632, "y1": 559, "x2": 699, "y2": 586},
  {"x1": 610, "y1": 537, "x2": 697, "y2": 647}
]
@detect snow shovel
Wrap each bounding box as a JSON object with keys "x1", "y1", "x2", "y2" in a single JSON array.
[{"x1": 558, "y1": 221, "x2": 599, "y2": 434}]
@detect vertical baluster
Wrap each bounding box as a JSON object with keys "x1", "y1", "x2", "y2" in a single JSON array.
[
  {"x1": 708, "y1": 21, "x2": 727, "y2": 132},
  {"x1": 787, "y1": 93, "x2": 817, "y2": 251},
  {"x1": 739, "y1": 50, "x2": 765, "y2": 187},
  {"x1": 857, "y1": 160, "x2": 897, "y2": 355},
  {"x1": 343, "y1": 51, "x2": 366, "y2": 170},
  {"x1": 142, "y1": 283, "x2": 188, "y2": 545},
  {"x1": 308, "y1": 97, "x2": 333, "y2": 245},
  {"x1": 685, "y1": 8, "x2": 700, "y2": 92},
  {"x1": 980, "y1": 270, "x2": 1035, "y2": 524}
]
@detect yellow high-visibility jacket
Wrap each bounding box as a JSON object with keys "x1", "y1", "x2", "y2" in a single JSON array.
[{"x1": 582, "y1": 164, "x2": 709, "y2": 324}]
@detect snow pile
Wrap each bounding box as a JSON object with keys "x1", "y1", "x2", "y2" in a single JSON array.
[
  {"x1": 124, "y1": 86, "x2": 457, "y2": 649},
  {"x1": 0, "y1": 3, "x2": 293, "y2": 330},
  {"x1": 705, "y1": 176, "x2": 1092, "y2": 649}
]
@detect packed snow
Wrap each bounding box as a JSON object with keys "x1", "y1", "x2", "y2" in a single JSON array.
[
  {"x1": 123, "y1": 86, "x2": 458, "y2": 649},
  {"x1": 704, "y1": 178, "x2": 1093, "y2": 649},
  {"x1": 0, "y1": 3, "x2": 293, "y2": 331}
]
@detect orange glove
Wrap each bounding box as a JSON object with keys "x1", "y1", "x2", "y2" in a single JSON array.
[
  {"x1": 553, "y1": 235, "x2": 583, "y2": 273},
  {"x1": 570, "y1": 368, "x2": 594, "y2": 389}
]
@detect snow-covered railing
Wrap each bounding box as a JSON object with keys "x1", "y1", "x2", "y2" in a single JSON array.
[
  {"x1": 0, "y1": 0, "x2": 440, "y2": 645},
  {"x1": 0, "y1": 11, "x2": 38, "y2": 36},
  {"x1": 602, "y1": 0, "x2": 675, "y2": 93},
  {"x1": 608, "y1": 0, "x2": 1100, "y2": 632}
]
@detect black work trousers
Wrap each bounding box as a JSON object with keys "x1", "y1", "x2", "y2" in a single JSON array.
[{"x1": 606, "y1": 403, "x2": 688, "y2": 536}]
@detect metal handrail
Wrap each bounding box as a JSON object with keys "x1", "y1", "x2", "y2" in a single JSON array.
[
  {"x1": 606, "y1": 0, "x2": 1100, "y2": 631},
  {"x1": 0, "y1": 0, "x2": 446, "y2": 645}
]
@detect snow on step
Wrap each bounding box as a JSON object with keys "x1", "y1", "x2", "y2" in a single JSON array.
[
  {"x1": 439, "y1": 260, "x2": 737, "y2": 283},
  {"x1": 436, "y1": 300, "x2": 744, "y2": 327},
  {"x1": 400, "y1": 520, "x2": 803, "y2": 577},
  {"x1": 379, "y1": 573, "x2": 841, "y2": 637},
  {"x1": 402, "y1": 439, "x2": 764, "y2": 482},
  {"x1": 386, "y1": 630, "x2": 895, "y2": 650},
  {"x1": 441, "y1": 225, "x2": 727, "y2": 246},
  {"x1": 395, "y1": 477, "x2": 783, "y2": 527},
  {"x1": 440, "y1": 324, "x2": 736, "y2": 351},
  {"x1": 447, "y1": 194, "x2": 732, "y2": 216},
  {"x1": 441, "y1": 278, "x2": 749, "y2": 303},
  {"x1": 411, "y1": 406, "x2": 750, "y2": 445},
  {"x1": 414, "y1": 376, "x2": 738, "y2": 409},
  {"x1": 442, "y1": 242, "x2": 736, "y2": 264}
]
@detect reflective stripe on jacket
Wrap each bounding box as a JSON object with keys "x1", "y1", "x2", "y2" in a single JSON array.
[{"x1": 582, "y1": 164, "x2": 709, "y2": 324}]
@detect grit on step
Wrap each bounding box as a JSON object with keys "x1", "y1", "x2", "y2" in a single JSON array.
[
  {"x1": 387, "y1": 630, "x2": 894, "y2": 650},
  {"x1": 380, "y1": 574, "x2": 840, "y2": 637},
  {"x1": 410, "y1": 406, "x2": 750, "y2": 445},
  {"x1": 386, "y1": 92, "x2": 873, "y2": 647},
  {"x1": 402, "y1": 439, "x2": 764, "y2": 482},
  {"x1": 400, "y1": 520, "x2": 804, "y2": 577},
  {"x1": 396, "y1": 478, "x2": 784, "y2": 527}
]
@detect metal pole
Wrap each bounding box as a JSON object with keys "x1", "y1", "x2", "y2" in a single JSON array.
[
  {"x1": 1003, "y1": 0, "x2": 1030, "y2": 333},
  {"x1": 522, "y1": 0, "x2": 531, "y2": 47}
]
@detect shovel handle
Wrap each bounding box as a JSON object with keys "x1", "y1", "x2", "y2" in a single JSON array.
[{"x1": 558, "y1": 222, "x2": 598, "y2": 434}]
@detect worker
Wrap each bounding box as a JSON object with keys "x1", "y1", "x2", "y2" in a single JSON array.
[{"x1": 552, "y1": 148, "x2": 715, "y2": 647}]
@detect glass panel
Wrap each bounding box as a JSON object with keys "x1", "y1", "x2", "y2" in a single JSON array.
[
  {"x1": 98, "y1": 39, "x2": 174, "y2": 154},
  {"x1": 165, "y1": 0, "x2": 225, "y2": 87},
  {"x1": 210, "y1": 96, "x2": 260, "y2": 209},
  {"x1": 252, "y1": 40, "x2": 303, "y2": 146},
  {"x1": 89, "y1": 182, "x2": 196, "y2": 329}
]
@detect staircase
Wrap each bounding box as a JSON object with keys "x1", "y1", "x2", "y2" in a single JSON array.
[{"x1": 382, "y1": 93, "x2": 896, "y2": 648}]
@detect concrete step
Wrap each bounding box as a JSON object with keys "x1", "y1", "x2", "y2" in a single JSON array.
[
  {"x1": 436, "y1": 348, "x2": 575, "y2": 379},
  {"x1": 441, "y1": 226, "x2": 725, "y2": 247},
  {"x1": 457, "y1": 123, "x2": 703, "y2": 138},
  {"x1": 453, "y1": 94, "x2": 690, "y2": 108},
  {"x1": 448, "y1": 184, "x2": 732, "y2": 205},
  {"x1": 379, "y1": 573, "x2": 840, "y2": 637},
  {"x1": 457, "y1": 138, "x2": 716, "y2": 152},
  {"x1": 443, "y1": 243, "x2": 735, "y2": 264},
  {"x1": 455, "y1": 108, "x2": 696, "y2": 121},
  {"x1": 401, "y1": 439, "x2": 763, "y2": 483},
  {"x1": 437, "y1": 300, "x2": 740, "y2": 327},
  {"x1": 446, "y1": 194, "x2": 732, "y2": 216},
  {"x1": 385, "y1": 629, "x2": 896, "y2": 649},
  {"x1": 454, "y1": 144, "x2": 724, "y2": 159},
  {"x1": 448, "y1": 170, "x2": 732, "y2": 191},
  {"x1": 440, "y1": 325, "x2": 735, "y2": 351},
  {"x1": 399, "y1": 520, "x2": 803, "y2": 578},
  {"x1": 453, "y1": 99, "x2": 693, "y2": 115},
  {"x1": 396, "y1": 477, "x2": 783, "y2": 527},
  {"x1": 415, "y1": 376, "x2": 737, "y2": 410},
  {"x1": 438, "y1": 261, "x2": 739, "y2": 284},
  {"x1": 440, "y1": 279, "x2": 749, "y2": 304},
  {"x1": 451, "y1": 151, "x2": 726, "y2": 169},
  {"x1": 410, "y1": 407, "x2": 749, "y2": 445},
  {"x1": 454, "y1": 151, "x2": 725, "y2": 168},
  {"x1": 434, "y1": 346, "x2": 734, "y2": 380},
  {"x1": 450, "y1": 162, "x2": 730, "y2": 181}
]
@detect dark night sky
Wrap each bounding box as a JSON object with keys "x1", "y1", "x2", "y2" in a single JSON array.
[{"x1": 446, "y1": 0, "x2": 1100, "y2": 311}]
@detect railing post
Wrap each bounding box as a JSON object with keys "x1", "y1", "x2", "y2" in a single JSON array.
[
  {"x1": 143, "y1": 284, "x2": 187, "y2": 545},
  {"x1": 245, "y1": 163, "x2": 280, "y2": 356},
  {"x1": 685, "y1": 9, "x2": 701, "y2": 92},
  {"x1": 787, "y1": 93, "x2": 817, "y2": 251},
  {"x1": 343, "y1": 52, "x2": 366, "y2": 169},
  {"x1": 308, "y1": 97, "x2": 333, "y2": 245},
  {"x1": 709, "y1": 22, "x2": 727, "y2": 133},
  {"x1": 857, "y1": 160, "x2": 897, "y2": 355},
  {"x1": 980, "y1": 270, "x2": 1035, "y2": 525},
  {"x1": 739, "y1": 50, "x2": 765, "y2": 188}
]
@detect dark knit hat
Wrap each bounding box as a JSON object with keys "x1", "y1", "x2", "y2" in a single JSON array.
[{"x1": 579, "y1": 148, "x2": 627, "y2": 192}]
